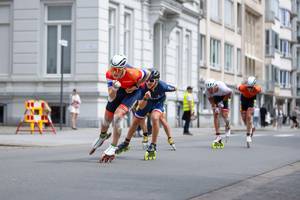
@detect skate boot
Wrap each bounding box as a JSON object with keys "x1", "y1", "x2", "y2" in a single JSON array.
[
  {"x1": 100, "y1": 144, "x2": 117, "y2": 163},
  {"x1": 142, "y1": 135, "x2": 149, "y2": 150},
  {"x1": 167, "y1": 137, "x2": 176, "y2": 151},
  {"x1": 144, "y1": 143, "x2": 157, "y2": 160},
  {"x1": 246, "y1": 135, "x2": 252, "y2": 148},
  {"x1": 89, "y1": 132, "x2": 112, "y2": 155},
  {"x1": 211, "y1": 135, "x2": 224, "y2": 149},
  {"x1": 115, "y1": 142, "x2": 130, "y2": 155}
]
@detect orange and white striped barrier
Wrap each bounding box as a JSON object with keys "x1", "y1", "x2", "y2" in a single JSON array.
[{"x1": 16, "y1": 100, "x2": 56, "y2": 134}]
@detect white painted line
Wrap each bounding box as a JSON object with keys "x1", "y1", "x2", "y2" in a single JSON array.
[{"x1": 274, "y1": 134, "x2": 295, "y2": 137}]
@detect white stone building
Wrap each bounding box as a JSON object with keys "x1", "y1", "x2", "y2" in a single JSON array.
[
  {"x1": 0, "y1": 0, "x2": 201, "y2": 127},
  {"x1": 292, "y1": 0, "x2": 300, "y2": 107},
  {"x1": 265, "y1": 0, "x2": 296, "y2": 115}
]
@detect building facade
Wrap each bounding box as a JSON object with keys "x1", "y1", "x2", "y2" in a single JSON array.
[
  {"x1": 198, "y1": 0, "x2": 264, "y2": 126},
  {"x1": 265, "y1": 0, "x2": 297, "y2": 116},
  {"x1": 0, "y1": 0, "x2": 201, "y2": 127},
  {"x1": 1, "y1": 0, "x2": 298, "y2": 128},
  {"x1": 292, "y1": 0, "x2": 300, "y2": 107}
]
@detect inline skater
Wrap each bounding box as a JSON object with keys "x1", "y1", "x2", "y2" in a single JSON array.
[
  {"x1": 88, "y1": 54, "x2": 150, "y2": 163},
  {"x1": 238, "y1": 76, "x2": 262, "y2": 148},
  {"x1": 116, "y1": 69, "x2": 176, "y2": 160},
  {"x1": 205, "y1": 79, "x2": 232, "y2": 149}
]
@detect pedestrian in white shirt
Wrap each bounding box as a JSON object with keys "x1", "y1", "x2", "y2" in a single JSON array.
[
  {"x1": 253, "y1": 104, "x2": 260, "y2": 128},
  {"x1": 70, "y1": 89, "x2": 81, "y2": 130}
]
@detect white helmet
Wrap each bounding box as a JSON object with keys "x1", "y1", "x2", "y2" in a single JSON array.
[
  {"x1": 247, "y1": 76, "x2": 256, "y2": 87},
  {"x1": 110, "y1": 54, "x2": 127, "y2": 68},
  {"x1": 205, "y1": 79, "x2": 216, "y2": 89}
]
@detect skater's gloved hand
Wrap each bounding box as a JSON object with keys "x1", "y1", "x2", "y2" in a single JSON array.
[
  {"x1": 144, "y1": 91, "x2": 151, "y2": 100},
  {"x1": 112, "y1": 80, "x2": 121, "y2": 90},
  {"x1": 217, "y1": 102, "x2": 224, "y2": 108},
  {"x1": 213, "y1": 107, "x2": 220, "y2": 114}
]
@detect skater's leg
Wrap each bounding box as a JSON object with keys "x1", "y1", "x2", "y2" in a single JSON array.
[
  {"x1": 160, "y1": 113, "x2": 176, "y2": 150},
  {"x1": 111, "y1": 105, "x2": 128, "y2": 146},
  {"x1": 221, "y1": 109, "x2": 230, "y2": 129},
  {"x1": 101, "y1": 110, "x2": 114, "y2": 133},
  {"x1": 213, "y1": 111, "x2": 220, "y2": 134},
  {"x1": 246, "y1": 108, "x2": 254, "y2": 135},
  {"x1": 160, "y1": 113, "x2": 172, "y2": 138},
  {"x1": 140, "y1": 118, "x2": 148, "y2": 136},
  {"x1": 150, "y1": 111, "x2": 162, "y2": 144},
  {"x1": 241, "y1": 111, "x2": 247, "y2": 125}
]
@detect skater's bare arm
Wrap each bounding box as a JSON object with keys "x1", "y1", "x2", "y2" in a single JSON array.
[
  {"x1": 107, "y1": 80, "x2": 120, "y2": 101},
  {"x1": 108, "y1": 87, "x2": 117, "y2": 101},
  {"x1": 139, "y1": 91, "x2": 151, "y2": 109}
]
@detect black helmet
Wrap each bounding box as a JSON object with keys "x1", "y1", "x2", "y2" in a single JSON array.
[{"x1": 149, "y1": 69, "x2": 160, "y2": 80}]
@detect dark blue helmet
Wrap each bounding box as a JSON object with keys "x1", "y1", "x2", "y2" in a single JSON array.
[{"x1": 149, "y1": 69, "x2": 160, "y2": 80}]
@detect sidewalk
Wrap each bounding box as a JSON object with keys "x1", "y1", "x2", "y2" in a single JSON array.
[{"x1": 0, "y1": 125, "x2": 292, "y2": 147}]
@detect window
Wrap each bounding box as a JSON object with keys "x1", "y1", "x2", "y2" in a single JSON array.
[
  {"x1": 273, "y1": 31, "x2": 279, "y2": 50},
  {"x1": 0, "y1": 104, "x2": 4, "y2": 123},
  {"x1": 224, "y1": 43, "x2": 233, "y2": 72},
  {"x1": 200, "y1": 0, "x2": 206, "y2": 17},
  {"x1": 265, "y1": 29, "x2": 279, "y2": 56},
  {"x1": 273, "y1": 66, "x2": 279, "y2": 83},
  {"x1": 199, "y1": 34, "x2": 206, "y2": 66},
  {"x1": 124, "y1": 8, "x2": 133, "y2": 62},
  {"x1": 184, "y1": 31, "x2": 191, "y2": 86},
  {"x1": 237, "y1": 3, "x2": 242, "y2": 34},
  {"x1": 297, "y1": 48, "x2": 300, "y2": 69},
  {"x1": 109, "y1": 5, "x2": 118, "y2": 62},
  {"x1": 280, "y1": 39, "x2": 291, "y2": 57},
  {"x1": 279, "y1": 70, "x2": 291, "y2": 88},
  {"x1": 50, "y1": 105, "x2": 66, "y2": 124},
  {"x1": 224, "y1": 0, "x2": 234, "y2": 29},
  {"x1": 175, "y1": 30, "x2": 182, "y2": 86},
  {"x1": 202, "y1": 92, "x2": 209, "y2": 110},
  {"x1": 210, "y1": 38, "x2": 221, "y2": 68},
  {"x1": 237, "y1": 48, "x2": 241, "y2": 75},
  {"x1": 280, "y1": 8, "x2": 291, "y2": 28},
  {"x1": 0, "y1": 4, "x2": 10, "y2": 75},
  {"x1": 268, "y1": 0, "x2": 279, "y2": 18},
  {"x1": 46, "y1": 5, "x2": 72, "y2": 75},
  {"x1": 210, "y1": 0, "x2": 221, "y2": 23}
]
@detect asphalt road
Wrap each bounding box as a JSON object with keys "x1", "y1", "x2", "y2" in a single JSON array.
[{"x1": 0, "y1": 129, "x2": 300, "y2": 200}]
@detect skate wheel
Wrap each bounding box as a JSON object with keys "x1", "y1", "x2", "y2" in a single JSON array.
[
  {"x1": 220, "y1": 143, "x2": 224, "y2": 149},
  {"x1": 89, "y1": 148, "x2": 96, "y2": 155},
  {"x1": 144, "y1": 152, "x2": 149, "y2": 160},
  {"x1": 211, "y1": 143, "x2": 216, "y2": 149}
]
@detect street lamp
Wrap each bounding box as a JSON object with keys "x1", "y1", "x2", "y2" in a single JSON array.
[{"x1": 58, "y1": 39, "x2": 68, "y2": 131}]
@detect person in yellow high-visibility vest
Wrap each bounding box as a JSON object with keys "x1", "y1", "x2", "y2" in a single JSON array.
[{"x1": 182, "y1": 86, "x2": 195, "y2": 135}]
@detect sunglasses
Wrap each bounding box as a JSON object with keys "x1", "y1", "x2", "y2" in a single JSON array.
[
  {"x1": 147, "y1": 79, "x2": 156, "y2": 83},
  {"x1": 112, "y1": 67, "x2": 124, "y2": 74}
]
